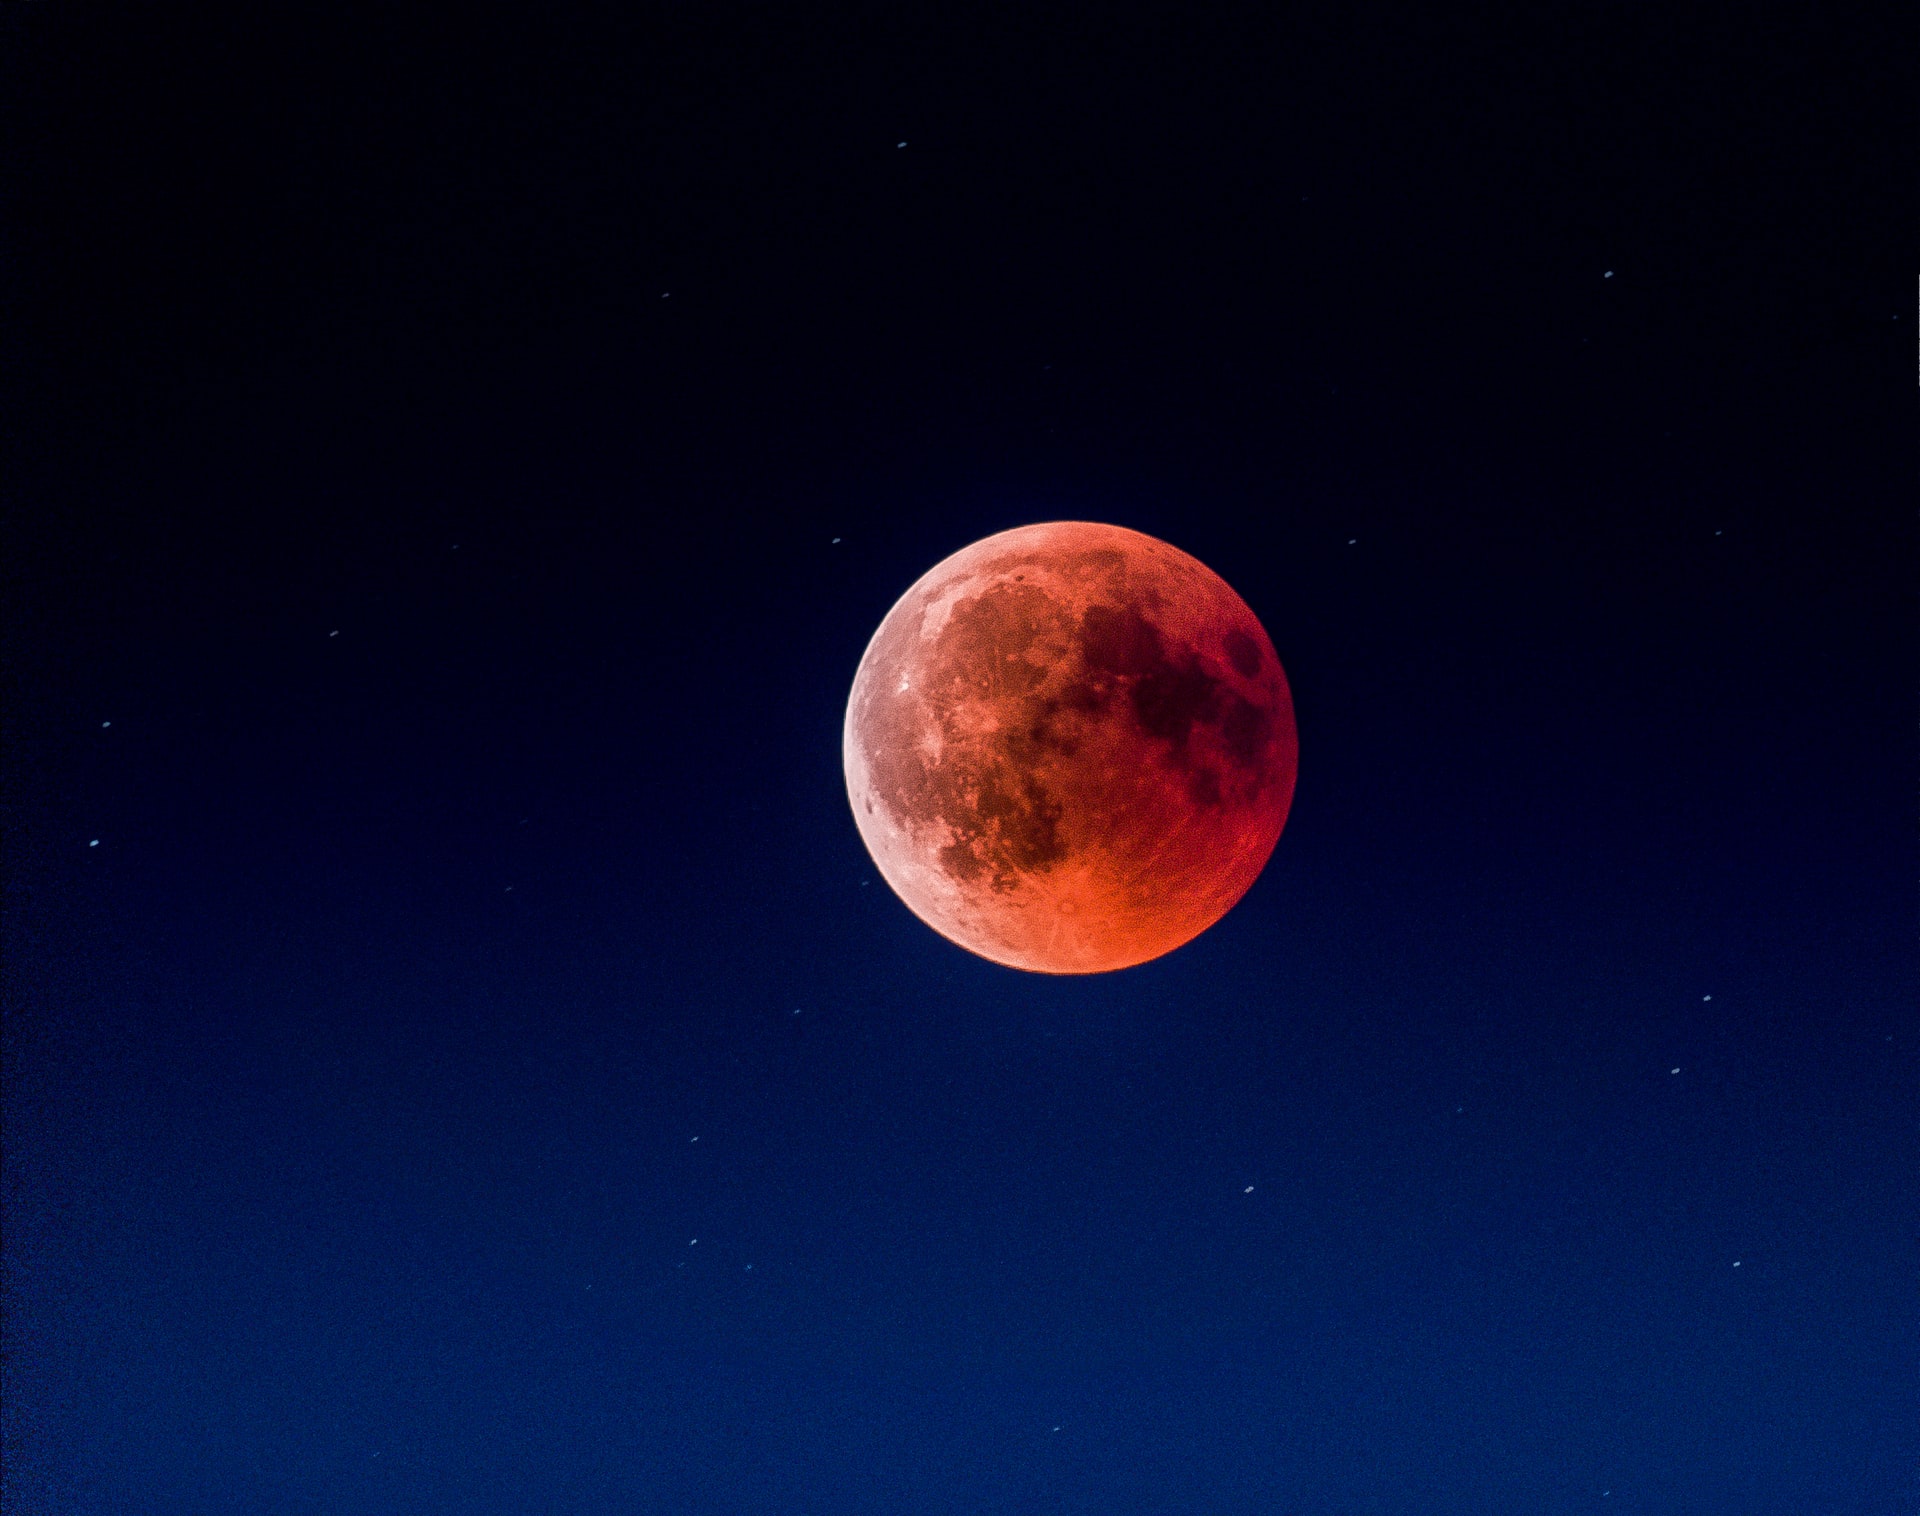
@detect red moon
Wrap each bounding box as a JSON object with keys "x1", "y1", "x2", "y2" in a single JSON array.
[{"x1": 844, "y1": 521, "x2": 1297, "y2": 973}]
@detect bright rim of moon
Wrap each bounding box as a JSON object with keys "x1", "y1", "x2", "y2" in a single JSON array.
[{"x1": 844, "y1": 521, "x2": 1297, "y2": 973}]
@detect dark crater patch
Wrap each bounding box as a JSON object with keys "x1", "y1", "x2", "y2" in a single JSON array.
[
  {"x1": 933, "y1": 748, "x2": 1067, "y2": 890},
  {"x1": 1081, "y1": 603, "x2": 1220, "y2": 749},
  {"x1": 1026, "y1": 697, "x2": 1084, "y2": 756},
  {"x1": 1220, "y1": 695, "x2": 1270, "y2": 770},
  {"x1": 939, "y1": 583, "x2": 1060, "y2": 699},
  {"x1": 1080, "y1": 604, "x2": 1167, "y2": 679},
  {"x1": 1223, "y1": 629, "x2": 1263, "y2": 678},
  {"x1": 1074, "y1": 602, "x2": 1274, "y2": 796},
  {"x1": 1133, "y1": 662, "x2": 1220, "y2": 746}
]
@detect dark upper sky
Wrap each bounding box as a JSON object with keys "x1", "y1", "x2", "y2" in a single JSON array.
[{"x1": 4, "y1": 6, "x2": 1912, "y2": 1514}]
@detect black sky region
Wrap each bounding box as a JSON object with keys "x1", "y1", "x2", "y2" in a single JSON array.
[{"x1": 3, "y1": 6, "x2": 1913, "y2": 1514}]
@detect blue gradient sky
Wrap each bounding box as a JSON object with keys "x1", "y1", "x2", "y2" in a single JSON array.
[{"x1": 6, "y1": 6, "x2": 1911, "y2": 1513}]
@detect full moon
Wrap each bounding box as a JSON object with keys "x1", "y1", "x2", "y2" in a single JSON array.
[{"x1": 844, "y1": 521, "x2": 1297, "y2": 973}]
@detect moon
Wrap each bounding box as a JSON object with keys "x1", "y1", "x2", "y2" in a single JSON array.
[{"x1": 844, "y1": 521, "x2": 1297, "y2": 973}]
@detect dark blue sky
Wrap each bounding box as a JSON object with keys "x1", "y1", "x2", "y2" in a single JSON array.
[{"x1": 5, "y1": 6, "x2": 1913, "y2": 1513}]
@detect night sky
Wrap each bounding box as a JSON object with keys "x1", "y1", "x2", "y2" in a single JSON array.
[{"x1": 4, "y1": 7, "x2": 1913, "y2": 1514}]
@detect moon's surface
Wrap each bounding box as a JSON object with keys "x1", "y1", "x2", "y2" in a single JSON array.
[{"x1": 844, "y1": 521, "x2": 1297, "y2": 973}]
